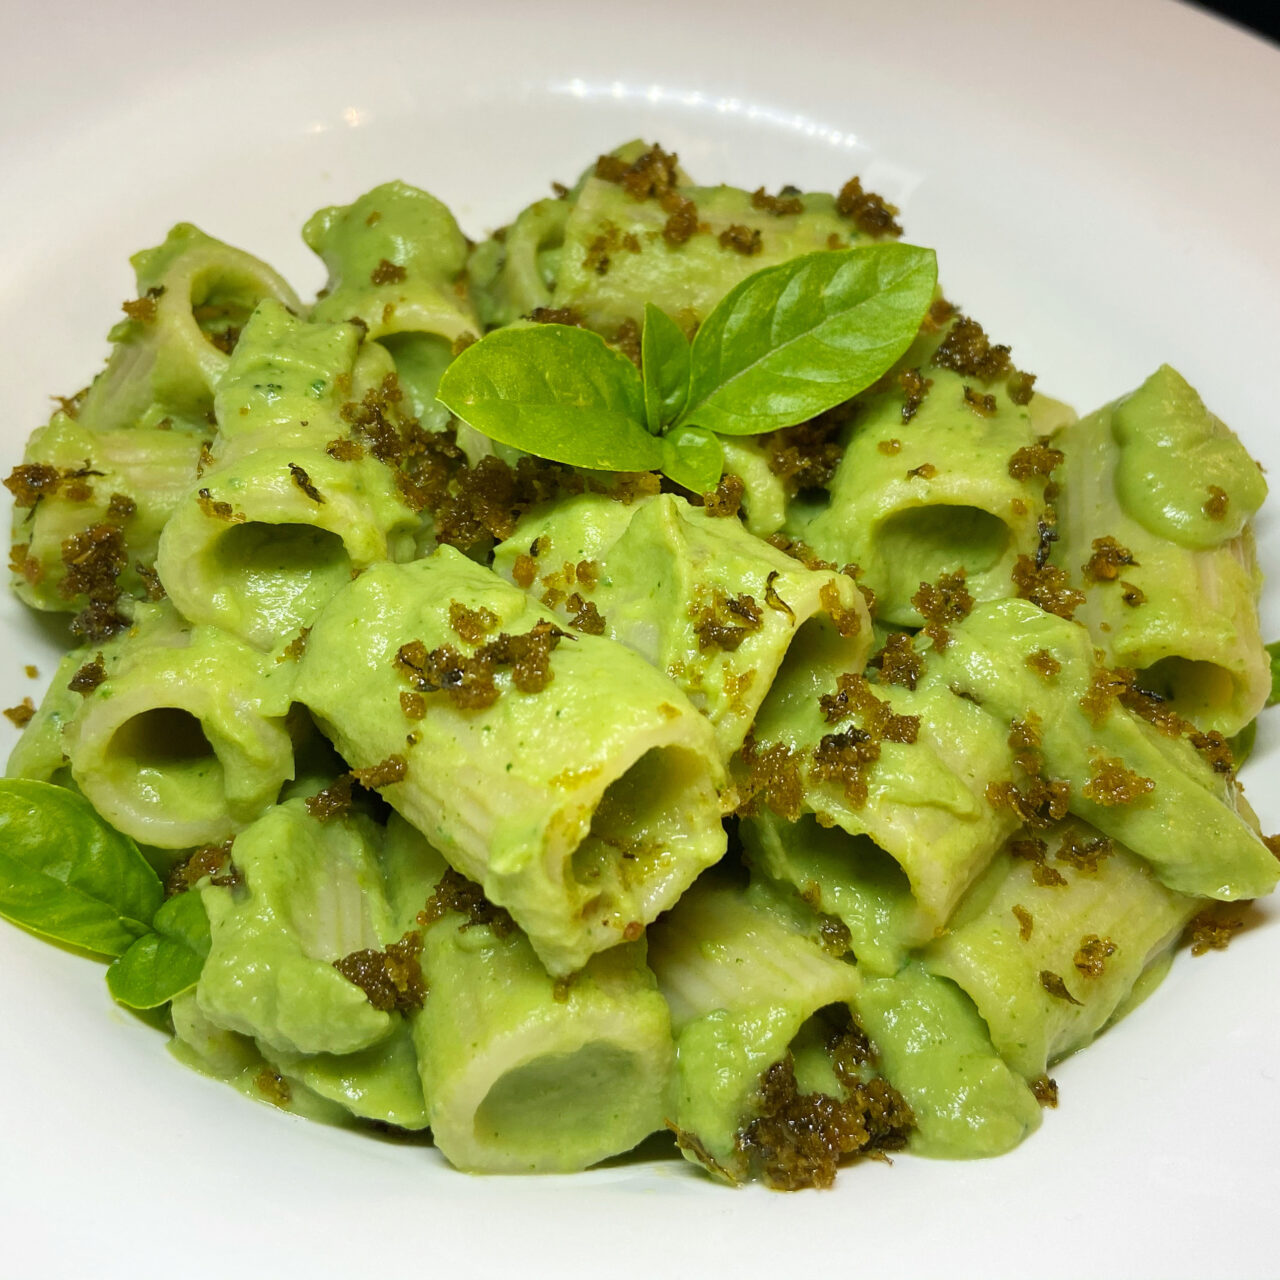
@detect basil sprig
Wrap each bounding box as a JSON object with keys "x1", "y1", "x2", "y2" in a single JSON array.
[
  {"x1": 0, "y1": 779, "x2": 212, "y2": 1009},
  {"x1": 437, "y1": 243, "x2": 937, "y2": 490}
]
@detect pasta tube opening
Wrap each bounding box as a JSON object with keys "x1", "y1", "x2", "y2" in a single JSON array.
[
  {"x1": 64, "y1": 609, "x2": 296, "y2": 847},
  {"x1": 1137, "y1": 656, "x2": 1237, "y2": 725},
  {"x1": 110, "y1": 706, "x2": 216, "y2": 767},
  {"x1": 208, "y1": 521, "x2": 353, "y2": 636},
  {"x1": 876, "y1": 504, "x2": 1010, "y2": 604},
  {"x1": 472, "y1": 1042, "x2": 644, "y2": 1158},
  {"x1": 570, "y1": 745, "x2": 709, "y2": 893}
]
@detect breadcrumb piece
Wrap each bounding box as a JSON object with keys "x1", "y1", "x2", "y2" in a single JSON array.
[
  {"x1": 1012, "y1": 904, "x2": 1034, "y2": 941},
  {"x1": 819, "y1": 671, "x2": 919, "y2": 743},
  {"x1": 1011, "y1": 554, "x2": 1084, "y2": 621},
  {"x1": 751, "y1": 187, "x2": 804, "y2": 216},
  {"x1": 60, "y1": 524, "x2": 129, "y2": 642},
  {"x1": 933, "y1": 316, "x2": 1011, "y2": 381},
  {"x1": 1008, "y1": 834, "x2": 1067, "y2": 887},
  {"x1": 1184, "y1": 906, "x2": 1246, "y2": 955},
  {"x1": 1039, "y1": 970, "x2": 1082, "y2": 1005},
  {"x1": 1007, "y1": 442, "x2": 1064, "y2": 481},
  {"x1": 963, "y1": 386, "x2": 997, "y2": 417},
  {"x1": 68, "y1": 653, "x2": 107, "y2": 695},
  {"x1": 288, "y1": 463, "x2": 325, "y2": 504},
  {"x1": 370, "y1": 258, "x2": 406, "y2": 286},
  {"x1": 1073, "y1": 934, "x2": 1117, "y2": 978},
  {"x1": 1025, "y1": 648, "x2": 1061, "y2": 679},
  {"x1": 835, "y1": 177, "x2": 902, "y2": 238},
  {"x1": 1031, "y1": 1075, "x2": 1058, "y2": 1107},
  {"x1": 526, "y1": 306, "x2": 583, "y2": 326},
  {"x1": 394, "y1": 619, "x2": 568, "y2": 709},
  {"x1": 304, "y1": 774, "x2": 354, "y2": 821},
  {"x1": 1007, "y1": 714, "x2": 1042, "y2": 772},
  {"x1": 254, "y1": 1068, "x2": 291, "y2": 1107},
  {"x1": 868, "y1": 631, "x2": 924, "y2": 690},
  {"x1": 1188, "y1": 729, "x2": 1237, "y2": 777},
  {"x1": 164, "y1": 839, "x2": 240, "y2": 896},
  {"x1": 1082, "y1": 755, "x2": 1154, "y2": 806},
  {"x1": 912, "y1": 570, "x2": 973, "y2": 651},
  {"x1": 817, "y1": 915, "x2": 852, "y2": 957},
  {"x1": 511, "y1": 554, "x2": 537, "y2": 589},
  {"x1": 988, "y1": 777, "x2": 1071, "y2": 830},
  {"x1": 702, "y1": 474, "x2": 745, "y2": 518},
  {"x1": 196, "y1": 489, "x2": 242, "y2": 523},
  {"x1": 121, "y1": 286, "x2": 164, "y2": 324},
  {"x1": 898, "y1": 368, "x2": 933, "y2": 423},
  {"x1": 565, "y1": 592, "x2": 606, "y2": 635},
  {"x1": 351, "y1": 755, "x2": 407, "y2": 790},
  {"x1": 1054, "y1": 830, "x2": 1114, "y2": 873},
  {"x1": 3, "y1": 698, "x2": 34, "y2": 728},
  {"x1": 1082, "y1": 536, "x2": 1137, "y2": 583},
  {"x1": 692, "y1": 590, "x2": 763, "y2": 652},
  {"x1": 735, "y1": 736, "x2": 804, "y2": 821},
  {"x1": 448, "y1": 601, "x2": 499, "y2": 644},
  {"x1": 333, "y1": 930, "x2": 425, "y2": 1013},
  {"x1": 811, "y1": 727, "x2": 881, "y2": 808},
  {"x1": 761, "y1": 409, "x2": 851, "y2": 495},
  {"x1": 818, "y1": 580, "x2": 863, "y2": 638},
  {"x1": 1202, "y1": 485, "x2": 1229, "y2": 521},
  {"x1": 1007, "y1": 371, "x2": 1037, "y2": 406},
  {"x1": 417, "y1": 866, "x2": 515, "y2": 938},
  {"x1": 1120, "y1": 581, "x2": 1146, "y2": 607},
  {"x1": 734, "y1": 1053, "x2": 913, "y2": 1190},
  {"x1": 718, "y1": 224, "x2": 762, "y2": 256}
]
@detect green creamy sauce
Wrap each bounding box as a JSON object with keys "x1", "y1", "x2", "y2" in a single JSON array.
[{"x1": 1112, "y1": 364, "x2": 1267, "y2": 548}]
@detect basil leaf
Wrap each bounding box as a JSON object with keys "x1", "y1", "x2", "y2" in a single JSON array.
[
  {"x1": 660, "y1": 426, "x2": 724, "y2": 494},
  {"x1": 107, "y1": 890, "x2": 212, "y2": 1009},
  {"x1": 0, "y1": 780, "x2": 161, "y2": 956},
  {"x1": 678, "y1": 244, "x2": 938, "y2": 436},
  {"x1": 437, "y1": 325, "x2": 662, "y2": 471},
  {"x1": 641, "y1": 303, "x2": 691, "y2": 433},
  {"x1": 1267, "y1": 640, "x2": 1279, "y2": 708}
]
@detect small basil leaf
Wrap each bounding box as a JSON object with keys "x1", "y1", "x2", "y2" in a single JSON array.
[
  {"x1": 437, "y1": 325, "x2": 662, "y2": 471},
  {"x1": 678, "y1": 244, "x2": 938, "y2": 436},
  {"x1": 1228, "y1": 719, "x2": 1257, "y2": 769},
  {"x1": 661, "y1": 426, "x2": 724, "y2": 494},
  {"x1": 107, "y1": 890, "x2": 212, "y2": 1009},
  {"x1": 0, "y1": 780, "x2": 161, "y2": 956},
  {"x1": 1267, "y1": 640, "x2": 1279, "y2": 708},
  {"x1": 641, "y1": 303, "x2": 691, "y2": 433}
]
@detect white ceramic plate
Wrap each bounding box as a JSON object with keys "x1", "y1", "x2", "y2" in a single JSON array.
[{"x1": 2, "y1": 2, "x2": 1276, "y2": 1276}]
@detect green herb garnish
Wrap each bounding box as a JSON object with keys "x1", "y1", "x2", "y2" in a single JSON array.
[{"x1": 438, "y1": 243, "x2": 937, "y2": 488}]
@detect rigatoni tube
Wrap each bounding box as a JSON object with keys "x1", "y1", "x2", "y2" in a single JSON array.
[
  {"x1": 156, "y1": 301, "x2": 419, "y2": 650},
  {"x1": 935, "y1": 599, "x2": 1279, "y2": 901},
  {"x1": 798, "y1": 331, "x2": 1050, "y2": 626},
  {"x1": 62, "y1": 605, "x2": 295, "y2": 847},
  {"x1": 924, "y1": 821, "x2": 1200, "y2": 1078},
  {"x1": 494, "y1": 491, "x2": 872, "y2": 761},
  {"x1": 295, "y1": 547, "x2": 726, "y2": 975},
  {"x1": 380, "y1": 817, "x2": 673, "y2": 1174},
  {"x1": 1051, "y1": 365, "x2": 1269, "y2": 735},
  {"x1": 748, "y1": 623, "x2": 1019, "y2": 930}
]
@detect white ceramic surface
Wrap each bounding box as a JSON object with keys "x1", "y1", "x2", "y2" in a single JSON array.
[{"x1": 1, "y1": 2, "x2": 1277, "y2": 1277}]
